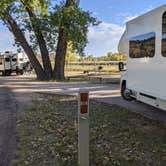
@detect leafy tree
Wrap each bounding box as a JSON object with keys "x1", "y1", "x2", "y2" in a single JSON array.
[
  {"x1": 86, "y1": 54, "x2": 94, "y2": 61},
  {"x1": 51, "y1": 0, "x2": 98, "y2": 79},
  {"x1": 107, "y1": 51, "x2": 116, "y2": 61},
  {"x1": 119, "y1": 54, "x2": 127, "y2": 61},
  {"x1": 66, "y1": 44, "x2": 78, "y2": 62},
  {"x1": 0, "y1": 0, "x2": 98, "y2": 80},
  {"x1": 95, "y1": 52, "x2": 127, "y2": 61}
]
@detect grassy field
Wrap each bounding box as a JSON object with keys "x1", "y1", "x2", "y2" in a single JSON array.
[
  {"x1": 64, "y1": 63, "x2": 121, "y2": 82},
  {"x1": 37, "y1": 58, "x2": 122, "y2": 80},
  {"x1": 65, "y1": 64, "x2": 119, "y2": 73},
  {"x1": 12, "y1": 94, "x2": 166, "y2": 166}
]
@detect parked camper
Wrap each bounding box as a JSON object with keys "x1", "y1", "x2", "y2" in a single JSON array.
[
  {"x1": 0, "y1": 51, "x2": 29, "y2": 76},
  {"x1": 118, "y1": 5, "x2": 166, "y2": 111}
]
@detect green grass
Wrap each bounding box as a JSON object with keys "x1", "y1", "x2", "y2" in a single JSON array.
[{"x1": 12, "y1": 95, "x2": 166, "y2": 166}]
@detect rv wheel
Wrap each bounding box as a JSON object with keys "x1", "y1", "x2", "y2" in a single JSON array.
[
  {"x1": 121, "y1": 85, "x2": 133, "y2": 101},
  {"x1": 7, "y1": 71, "x2": 11, "y2": 76},
  {"x1": 16, "y1": 70, "x2": 23, "y2": 75},
  {"x1": 2, "y1": 71, "x2": 11, "y2": 76}
]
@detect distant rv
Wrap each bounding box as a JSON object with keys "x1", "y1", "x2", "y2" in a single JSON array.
[
  {"x1": 0, "y1": 51, "x2": 29, "y2": 76},
  {"x1": 118, "y1": 5, "x2": 166, "y2": 111}
]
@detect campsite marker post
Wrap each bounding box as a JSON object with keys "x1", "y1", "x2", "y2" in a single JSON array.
[{"x1": 78, "y1": 90, "x2": 89, "y2": 166}]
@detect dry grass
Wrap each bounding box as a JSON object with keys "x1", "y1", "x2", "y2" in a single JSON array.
[
  {"x1": 65, "y1": 64, "x2": 119, "y2": 73},
  {"x1": 13, "y1": 94, "x2": 166, "y2": 166}
]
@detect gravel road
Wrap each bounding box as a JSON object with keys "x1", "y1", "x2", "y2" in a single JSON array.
[{"x1": 0, "y1": 86, "x2": 17, "y2": 166}]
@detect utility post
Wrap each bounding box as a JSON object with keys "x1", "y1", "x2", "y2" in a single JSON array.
[{"x1": 78, "y1": 90, "x2": 89, "y2": 166}]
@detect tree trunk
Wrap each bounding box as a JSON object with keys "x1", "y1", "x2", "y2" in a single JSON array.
[
  {"x1": 6, "y1": 14, "x2": 48, "y2": 80},
  {"x1": 53, "y1": 28, "x2": 67, "y2": 80},
  {"x1": 53, "y1": 0, "x2": 76, "y2": 80},
  {"x1": 25, "y1": 5, "x2": 53, "y2": 80}
]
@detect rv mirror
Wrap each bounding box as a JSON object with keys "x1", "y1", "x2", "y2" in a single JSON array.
[{"x1": 118, "y1": 62, "x2": 124, "y2": 71}]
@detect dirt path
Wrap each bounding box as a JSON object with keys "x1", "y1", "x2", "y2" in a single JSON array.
[
  {"x1": 1, "y1": 76, "x2": 166, "y2": 124},
  {"x1": 0, "y1": 86, "x2": 17, "y2": 166}
]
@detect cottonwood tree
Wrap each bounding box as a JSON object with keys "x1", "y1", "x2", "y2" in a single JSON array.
[{"x1": 0, "y1": 0, "x2": 98, "y2": 80}]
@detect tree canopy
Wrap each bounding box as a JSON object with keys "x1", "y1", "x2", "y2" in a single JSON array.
[{"x1": 0, "y1": 0, "x2": 98, "y2": 80}]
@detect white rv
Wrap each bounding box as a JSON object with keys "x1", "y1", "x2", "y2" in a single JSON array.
[
  {"x1": 0, "y1": 51, "x2": 29, "y2": 76},
  {"x1": 118, "y1": 5, "x2": 166, "y2": 111}
]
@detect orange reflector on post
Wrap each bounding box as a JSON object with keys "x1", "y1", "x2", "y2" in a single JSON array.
[
  {"x1": 80, "y1": 92, "x2": 89, "y2": 114},
  {"x1": 80, "y1": 104, "x2": 88, "y2": 114},
  {"x1": 81, "y1": 93, "x2": 88, "y2": 102}
]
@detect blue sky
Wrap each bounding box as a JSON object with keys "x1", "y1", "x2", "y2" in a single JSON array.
[
  {"x1": 0, "y1": 0, "x2": 166, "y2": 56},
  {"x1": 80, "y1": 0, "x2": 166, "y2": 56}
]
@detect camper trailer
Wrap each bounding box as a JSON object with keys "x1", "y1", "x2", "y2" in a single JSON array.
[
  {"x1": 0, "y1": 51, "x2": 29, "y2": 76},
  {"x1": 118, "y1": 5, "x2": 166, "y2": 111}
]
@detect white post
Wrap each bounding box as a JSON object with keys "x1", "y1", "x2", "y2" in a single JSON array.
[{"x1": 78, "y1": 90, "x2": 89, "y2": 166}]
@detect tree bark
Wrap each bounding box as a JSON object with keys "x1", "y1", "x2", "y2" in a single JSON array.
[
  {"x1": 24, "y1": 4, "x2": 53, "y2": 80},
  {"x1": 53, "y1": 28, "x2": 67, "y2": 80},
  {"x1": 53, "y1": 0, "x2": 76, "y2": 80},
  {"x1": 6, "y1": 14, "x2": 47, "y2": 80}
]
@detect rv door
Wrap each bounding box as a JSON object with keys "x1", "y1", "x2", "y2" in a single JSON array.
[{"x1": 0, "y1": 56, "x2": 4, "y2": 71}]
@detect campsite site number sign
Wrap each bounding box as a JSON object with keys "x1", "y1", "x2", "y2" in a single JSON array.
[{"x1": 78, "y1": 90, "x2": 89, "y2": 166}]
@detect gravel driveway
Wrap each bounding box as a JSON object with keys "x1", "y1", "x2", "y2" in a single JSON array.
[{"x1": 0, "y1": 86, "x2": 17, "y2": 166}]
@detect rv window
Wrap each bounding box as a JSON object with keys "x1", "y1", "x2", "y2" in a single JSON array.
[
  {"x1": 12, "y1": 58, "x2": 17, "y2": 62},
  {"x1": 5, "y1": 57, "x2": 10, "y2": 62},
  {"x1": 0, "y1": 58, "x2": 2, "y2": 65},
  {"x1": 129, "y1": 32, "x2": 155, "y2": 58},
  {"x1": 162, "y1": 12, "x2": 166, "y2": 57},
  {"x1": 19, "y1": 58, "x2": 23, "y2": 61}
]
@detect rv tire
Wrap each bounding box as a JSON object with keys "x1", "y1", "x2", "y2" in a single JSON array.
[
  {"x1": 2, "y1": 71, "x2": 11, "y2": 76},
  {"x1": 121, "y1": 82, "x2": 133, "y2": 101},
  {"x1": 16, "y1": 70, "x2": 23, "y2": 75}
]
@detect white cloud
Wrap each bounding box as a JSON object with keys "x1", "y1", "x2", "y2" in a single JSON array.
[
  {"x1": 93, "y1": 12, "x2": 99, "y2": 16},
  {"x1": 86, "y1": 22, "x2": 125, "y2": 56},
  {"x1": 86, "y1": 5, "x2": 157, "y2": 57}
]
